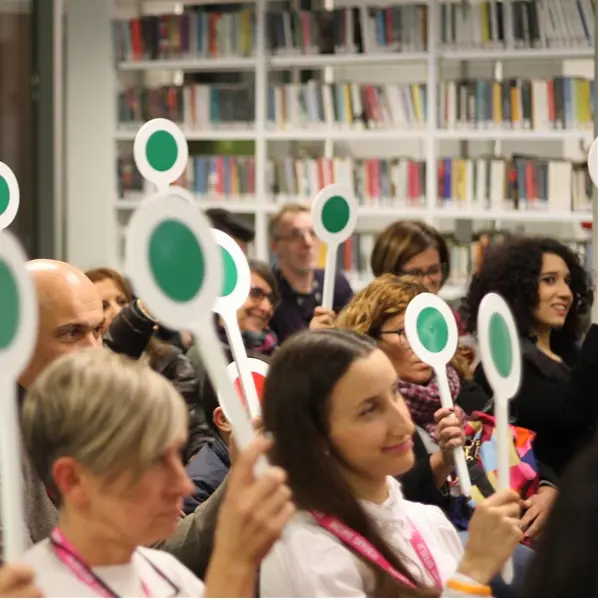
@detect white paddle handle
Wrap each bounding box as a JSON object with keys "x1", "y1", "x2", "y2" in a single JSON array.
[
  {"x1": 221, "y1": 312, "x2": 261, "y2": 419},
  {"x1": 192, "y1": 326, "x2": 268, "y2": 476},
  {"x1": 0, "y1": 381, "x2": 28, "y2": 560},
  {"x1": 494, "y1": 394, "x2": 514, "y2": 584},
  {"x1": 322, "y1": 244, "x2": 338, "y2": 311},
  {"x1": 435, "y1": 368, "x2": 472, "y2": 498}
]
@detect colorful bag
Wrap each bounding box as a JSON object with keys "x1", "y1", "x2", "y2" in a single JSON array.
[{"x1": 449, "y1": 411, "x2": 539, "y2": 531}]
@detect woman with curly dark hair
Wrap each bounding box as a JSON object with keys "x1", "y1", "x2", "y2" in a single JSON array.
[{"x1": 461, "y1": 236, "x2": 596, "y2": 541}]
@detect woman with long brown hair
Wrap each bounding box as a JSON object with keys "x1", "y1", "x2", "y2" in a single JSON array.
[{"x1": 259, "y1": 328, "x2": 523, "y2": 598}]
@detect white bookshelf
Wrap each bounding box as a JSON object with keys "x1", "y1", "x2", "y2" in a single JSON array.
[{"x1": 110, "y1": 0, "x2": 596, "y2": 295}]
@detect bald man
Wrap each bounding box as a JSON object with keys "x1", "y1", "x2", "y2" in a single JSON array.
[
  {"x1": 19, "y1": 260, "x2": 105, "y2": 390},
  {"x1": 0, "y1": 260, "x2": 106, "y2": 561}
]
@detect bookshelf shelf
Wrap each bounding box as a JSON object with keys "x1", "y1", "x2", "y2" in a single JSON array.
[
  {"x1": 117, "y1": 57, "x2": 256, "y2": 72},
  {"x1": 115, "y1": 128, "x2": 257, "y2": 141},
  {"x1": 110, "y1": 0, "x2": 597, "y2": 276},
  {"x1": 264, "y1": 129, "x2": 427, "y2": 141},
  {"x1": 269, "y1": 52, "x2": 428, "y2": 69},
  {"x1": 115, "y1": 196, "x2": 592, "y2": 225},
  {"x1": 436, "y1": 130, "x2": 593, "y2": 141},
  {"x1": 439, "y1": 47, "x2": 595, "y2": 62}
]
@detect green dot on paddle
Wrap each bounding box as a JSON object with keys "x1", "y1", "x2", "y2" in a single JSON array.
[
  {"x1": 148, "y1": 220, "x2": 204, "y2": 302},
  {"x1": 489, "y1": 312, "x2": 513, "y2": 378},
  {"x1": 146, "y1": 130, "x2": 178, "y2": 173},
  {"x1": 0, "y1": 176, "x2": 10, "y2": 216},
  {"x1": 220, "y1": 247, "x2": 238, "y2": 297},
  {"x1": 321, "y1": 195, "x2": 350, "y2": 234},
  {"x1": 0, "y1": 260, "x2": 19, "y2": 350},
  {"x1": 416, "y1": 307, "x2": 449, "y2": 353}
]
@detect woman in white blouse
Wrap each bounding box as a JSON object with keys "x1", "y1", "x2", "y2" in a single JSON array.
[
  {"x1": 260, "y1": 329, "x2": 524, "y2": 598},
  {"x1": 20, "y1": 347, "x2": 294, "y2": 598}
]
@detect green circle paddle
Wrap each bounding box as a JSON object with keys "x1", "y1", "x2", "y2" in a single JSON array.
[
  {"x1": 404, "y1": 292, "x2": 472, "y2": 497},
  {"x1": 0, "y1": 231, "x2": 38, "y2": 560}
]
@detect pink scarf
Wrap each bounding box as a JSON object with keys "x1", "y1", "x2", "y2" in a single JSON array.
[{"x1": 398, "y1": 365, "x2": 461, "y2": 441}]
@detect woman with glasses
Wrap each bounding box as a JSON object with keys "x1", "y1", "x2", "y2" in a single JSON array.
[
  {"x1": 370, "y1": 220, "x2": 475, "y2": 365},
  {"x1": 20, "y1": 347, "x2": 294, "y2": 598},
  {"x1": 336, "y1": 274, "x2": 488, "y2": 510}
]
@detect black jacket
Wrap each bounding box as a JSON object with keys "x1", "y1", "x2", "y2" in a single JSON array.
[
  {"x1": 105, "y1": 303, "x2": 212, "y2": 463},
  {"x1": 474, "y1": 326, "x2": 598, "y2": 477}
]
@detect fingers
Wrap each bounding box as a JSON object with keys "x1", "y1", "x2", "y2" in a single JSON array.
[
  {"x1": 0, "y1": 565, "x2": 40, "y2": 598},
  {"x1": 228, "y1": 434, "x2": 272, "y2": 487},
  {"x1": 482, "y1": 488, "x2": 521, "y2": 508},
  {"x1": 250, "y1": 416, "x2": 264, "y2": 434},
  {"x1": 236, "y1": 466, "x2": 288, "y2": 520},
  {"x1": 250, "y1": 480, "x2": 295, "y2": 539},
  {"x1": 520, "y1": 505, "x2": 539, "y2": 532},
  {"x1": 434, "y1": 407, "x2": 453, "y2": 422}
]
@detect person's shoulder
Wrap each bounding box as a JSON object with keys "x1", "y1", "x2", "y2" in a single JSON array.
[
  {"x1": 21, "y1": 539, "x2": 58, "y2": 572},
  {"x1": 260, "y1": 512, "x2": 367, "y2": 597},
  {"x1": 137, "y1": 547, "x2": 205, "y2": 594}
]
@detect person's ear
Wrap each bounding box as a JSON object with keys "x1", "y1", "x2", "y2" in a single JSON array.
[
  {"x1": 51, "y1": 457, "x2": 89, "y2": 508},
  {"x1": 213, "y1": 407, "x2": 232, "y2": 434}
]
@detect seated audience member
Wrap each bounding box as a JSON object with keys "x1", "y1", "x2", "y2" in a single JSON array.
[
  {"x1": 336, "y1": 275, "x2": 488, "y2": 508},
  {"x1": 260, "y1": 329, "x2": 524, "y2": 598},
  {"x1": 183, "y1": 377, "x2": 235, "y2": 514},
  {"x1": 370, "y1": 221, "x2": 469, "y2": 342},
  {"x1": 21, "y1": 348, "x2": 294, "y2": 598},
  {"x1": 1, "y1": 259, "x2": 201, "y2": 561},
  {"x1": 205, "y1": 208, "x2": 255, "y2": 255},
  {"x1": 86, "y1": 266, "x2": 211, "y2": 463},
  {"x1": 462, "y1": 237, "x2": 595, "y2": 480},
  {"x1": 187, "y1": 260, "x2": 279, "y2": 381},
  {"x1": 268, "y1": 203, "x2": 353, "y2": 342},
  {"x1": 522, "y1": 437, "x2": 598, "y2": 598},
  {"x1": 0, "y1": 564, "x2": 41, "y2": 598}
]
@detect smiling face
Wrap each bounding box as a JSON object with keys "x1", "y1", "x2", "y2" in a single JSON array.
[
  {"x1": 377, "y1": 312, "x2": 433, "y2": 384},
  {"x1": 327, "y1": 349, "x2": 416, "y2": 491},
  {"x1": 533, "y1": 253, "x2": 574, "y2": 332},
  {"x1": 236, "y1": 271, "x2": 276, "y2": 333}
]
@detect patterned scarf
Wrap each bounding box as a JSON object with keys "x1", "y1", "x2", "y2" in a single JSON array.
[
  {"x1": 398, "y1": 365, "x2": 461, "y2": 441},
  {"x1": 216, "y1": 323, "x2": 278, "y2": 356}
]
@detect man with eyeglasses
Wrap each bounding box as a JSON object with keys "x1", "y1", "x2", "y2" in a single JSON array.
[{"x1": 268, "y1": 203, "x2": 354, "y2": 343}]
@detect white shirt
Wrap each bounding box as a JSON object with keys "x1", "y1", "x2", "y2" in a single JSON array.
[
  {"x1": 260, "y1": 477, "x2": 467, "y2": 597},
  {"x1": 23, "y1": 539, "x2": 205, "y2": 598}
]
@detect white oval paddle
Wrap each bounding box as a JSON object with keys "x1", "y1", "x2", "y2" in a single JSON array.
[
  {"x1": 477, "y1": 292, "x2": 523, "y2": 584},
  {"x1": 311, "y1": 184, "x2": 358, "y2": 310},
  {"x1": 404, "y1": 292, "x2": 472, "y2": 497}
]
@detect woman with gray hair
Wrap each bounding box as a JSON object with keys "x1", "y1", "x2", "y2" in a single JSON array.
[{"x1": 20, "y1": 347, "x2": 294, "y2": 597}]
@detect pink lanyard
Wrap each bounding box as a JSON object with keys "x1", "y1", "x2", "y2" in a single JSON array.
[
  {"x1": 311, "y1": 511, "x2": 442, "y2": 589},
  {"x1": 50, "y1": 528, "x2": 152, "y2": 598}
]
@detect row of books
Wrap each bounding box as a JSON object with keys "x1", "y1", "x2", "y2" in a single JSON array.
[
  {"x1": 437, "y1": 157, "x2": 592, "y2": 212},
  {"x1": 268, "y1": 78, "x2": 594, "y2": 131},
  {"x1": 439, "y1": 77, "x2": 595, "y2": 131},
  {"x1": 117, "y1": 77, "x2": 594, "y2": 132},
  {"x1": 439, "y1": 0, "x2": 595, "y2": 50},
  {"x1": 111, "y1": 0, "x2": 595, "y2": 62},
  {"x1": 118, "y1": 85, "x2": 255, "y2": 129},
  {"x1": 117, "y1": 154, "x2": 592, "y2": 214},
  {"x1": 111, "y1": 8, "x2": 256, "y2": 62},
  {"x1": 268, "y1": 5, "x2": 428, "y2": 55}
]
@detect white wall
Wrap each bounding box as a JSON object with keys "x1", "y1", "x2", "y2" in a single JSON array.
[{"x1": 65, "y1": 0, "x2": 117, "y2": 270}]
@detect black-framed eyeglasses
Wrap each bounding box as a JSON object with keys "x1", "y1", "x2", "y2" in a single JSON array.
[
  {"x1": 249, "y1": 286, "x2": 278, "y2": 306},
  {"x1": 377, "y1": 327, "x2": 406, "y2": 337},
  {"x1": 398, "y1": 264, "x2": 442, "y2": 279}
]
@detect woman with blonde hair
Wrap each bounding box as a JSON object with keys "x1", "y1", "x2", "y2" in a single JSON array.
[
  {"x1": 336, "y1": 274, "x2": 488, "y2": 507},
  {"x1": 20, "y1": 347, "x2": 294, "y2": 597}
]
